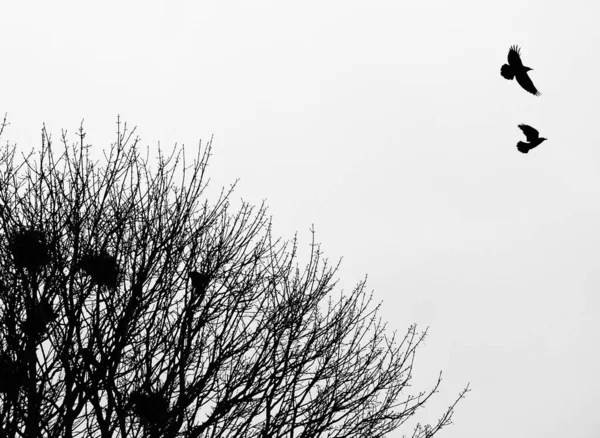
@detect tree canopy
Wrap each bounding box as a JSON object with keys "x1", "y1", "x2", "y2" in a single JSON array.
[{"x1": 0, "y1": 116, "x2": 468, "y2": 438}]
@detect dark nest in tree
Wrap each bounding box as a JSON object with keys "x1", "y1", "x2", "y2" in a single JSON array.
[
  {"x1": 128, "y1": 388, "x2": 170, "y2": 429},
  {"x1": 8, "y1": 228, "x2": 50, "y2": 271},
  {"x1": 78, "y1": 250, "x2": 121, "y2": 288}
]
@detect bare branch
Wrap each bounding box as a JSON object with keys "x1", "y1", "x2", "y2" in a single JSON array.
[{"x1": 0, "y1": 117, "x2": 467, "y2": 438}]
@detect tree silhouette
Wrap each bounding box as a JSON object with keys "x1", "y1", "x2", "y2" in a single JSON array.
[{"x1": 0, "y1": 115, "x2": 468, "y2": 437}]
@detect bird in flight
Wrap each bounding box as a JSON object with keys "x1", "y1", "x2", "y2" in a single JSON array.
[
  {"x1": 517, "y1": 124, "x2": 546, "y2": 153},
  {"x1": 500, "y1": 45, "x2": 541, "y2": 96}
]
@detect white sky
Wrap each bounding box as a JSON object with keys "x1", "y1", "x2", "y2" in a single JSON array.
[{"x1": 1, "y1": 1, "x2": 600, "y2": 437}]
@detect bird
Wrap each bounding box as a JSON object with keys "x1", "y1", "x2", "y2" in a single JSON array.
[
  {"x1": 517, "y1": 124, "x2": 547, "y2": 153},
  {"x1": 500, "y1": 45, "x2": 541, "y2": 96},
  {"x1": 189, "y1": 271, "x2": 210, "y2": 302}
]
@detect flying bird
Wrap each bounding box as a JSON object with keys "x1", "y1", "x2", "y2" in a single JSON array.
[
  {"x1": 517, "y1": 124, "x2": 546, "y2": 153},
  {"x1": 500, "y1": 45, "x2": 541, "y2": 96}
]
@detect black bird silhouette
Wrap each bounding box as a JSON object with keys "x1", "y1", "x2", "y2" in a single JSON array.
[
  {"x1": 517, "y1": 124, "x2": 547, "y2": 153},
  {"x1": 189, "y1": 271, "x2": 210, "y2": 302},
  {"x1": 500, "y1": 45, "x2": 541, "y2": 96}
]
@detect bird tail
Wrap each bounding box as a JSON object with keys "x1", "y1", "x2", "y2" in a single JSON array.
[
  {"x1": 500, "y1": 64, "x2": 514, "y2": 80},
  {"x1": 517, "y1": 142, "x2": 529, "y2": 153}
]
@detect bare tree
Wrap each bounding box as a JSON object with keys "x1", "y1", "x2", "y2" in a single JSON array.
[{"x1": 0, "y1": 115, "x2": 468, "y2": 438}]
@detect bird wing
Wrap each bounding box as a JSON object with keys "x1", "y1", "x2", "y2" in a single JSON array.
[
  {"x1": 507, "y1": 46, "x2": 524, "y2": 68},
  {"x1": 515, "y1": 71, "x2": 541, "y2": 96},
  {"x1": 500, "y1": 64, "x2": 514, "y2": 80},
  {"x1": 518, "y1": 124, "x2": 539, "y2": 142},
  {"x1": 517, "y1": 141, "x2": 530, "y2": 154}
]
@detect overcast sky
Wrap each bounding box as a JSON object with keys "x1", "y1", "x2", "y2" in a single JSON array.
[{"x1": 1, "y1": 1, "x2": 599, "y2": 437}]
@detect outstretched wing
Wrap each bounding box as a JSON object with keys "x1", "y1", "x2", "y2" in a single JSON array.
[
  {"x1": 517, "y1": 141, "x2": 530, "y2": 154},
  {"x1": 515, "y1": 71, "x2": 541, "y2": 96},
  {"x1": 507, "y1": 45, "x2": 524, "y2": 68},
  {"x1": 518, "y1": 124, "x2": 539, "y2": 142},
  {"x1": 500, "y1": 64, "x2": 514, "y2": 80}
]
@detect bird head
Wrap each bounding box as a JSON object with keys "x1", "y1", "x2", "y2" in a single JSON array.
[{"x1": 540, "y1": 138, "x2": 547, "y2": 143}]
